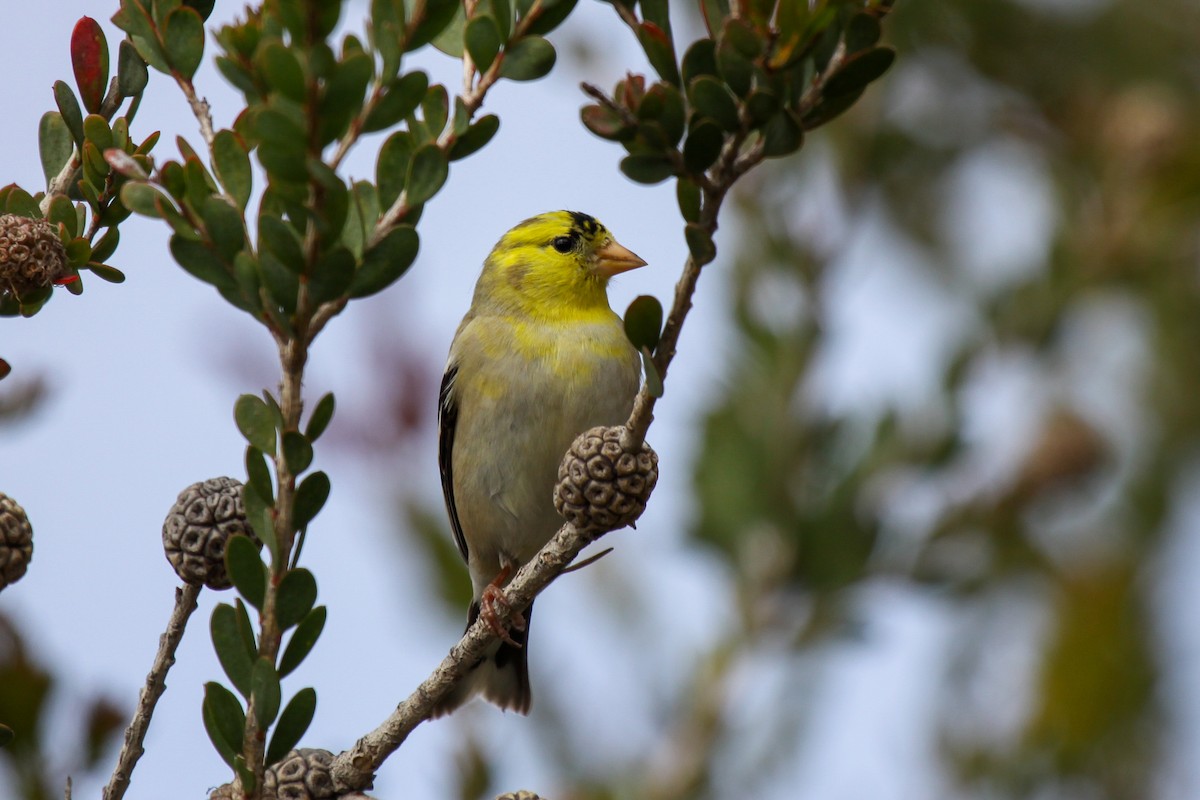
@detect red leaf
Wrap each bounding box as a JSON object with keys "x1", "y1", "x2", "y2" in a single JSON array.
[
  {"x1": 54, "y1": 274, "x2": 80, "y2": 286},
  {"x1": 0, "y1": 358, "x2": 10, "y2": 381},
  {"x1": 71, "y1": 17, "x2": 110, "y2": 114}
]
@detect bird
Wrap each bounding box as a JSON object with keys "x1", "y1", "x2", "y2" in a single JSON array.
[{"x1": 434, "y1": 210, "x2": 646, "y2": 716}]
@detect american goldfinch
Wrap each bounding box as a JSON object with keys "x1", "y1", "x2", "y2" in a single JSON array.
[{"x1": 434, "y1": 211, "x2": 646, "y2": 715}]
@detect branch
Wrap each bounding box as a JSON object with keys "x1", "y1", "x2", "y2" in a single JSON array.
[
  {"x1": 102, "y1": 582, "x2": 202, "y2": 800},
  {"x1": 331, "y1": 520, "x2": 592, "y2": 789}
]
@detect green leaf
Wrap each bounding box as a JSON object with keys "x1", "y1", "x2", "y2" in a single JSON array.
[
  {"x1": 165, "y1": 7, "x2": 205, "y2": 80},
  {"x1": 688, "y1": 76, "x2": 740, "y2": 132},
  {"x1": 265, "y1": 688, "x2": 316, "y2": 765},
  {"x1": 364, "y1": 71, "x2": 429, "y2": 133},
  {"x1": 404, "y1": 144, "x2": 448, "y2": 206},
  {"x1": 212, "y1": 603, "x2": 254, "y2": 696},
  {"x1": 235, "y1": 394, "x2": 277, "y2": 454},
  {"x1": 47, "y1": 195, "x2": 78, "y2": 238},
  {"x1": 636, "y1": 22, "x2": 680, "y2": 87},
  {"x1": 305, "y1": 394, "x2": 336, "y2": 441},
  {"x1": 202, "y1": 196, "x2": 246, "y2": 261},
  {"x1": 676, "y1": 177, "x2": 701, "y2": 223},
  {"x1": 203, "y1": 682, "x2": 246, "y2": 768},
  {"x1": 53, "y1": 81, "x2": 85, "y2": 148},
  {"x1": 119, "y1": 182, "x2": 164, "y2": 218},
  {"x1": 465, "y1": 16, "x2": 502, "y2": 72},
  {"x1": 681, "y1": 39, "x2": 718, "y2": 85},
  {"x1": 259, "y1": 215, "x2": 305, "y2": 273},
  {"x1": 349, "y1": 224, "x2": 419, "y2": 298},
  {"x1": 242, "y1": 486, "x2": 280, "y2": 565},
  {"x1": 88, "y1": 263, "x2": 126, "y2": 283},
  {"x1": 293, "y1": 472, "x2": 330, "y2": 530},
  {"x1": 624, "y1": 295, "x2": 664, "y2": 351},
  {"x1": 845, "y1": 13, "x2": 882, "y2": 54},
  {"x1": 275, "y1": 568, "x2": 317, "y2": 629},
  {"x1": 823, "y1": 47, "x2": 895, "y2": 98},
  {"x1": 721, "y1": 17, "x2": 762, "y2": 58},
  {"x1": 620, "y1": 154, "x2": 675, "y2": 185},
  {"x1": 91, "y1": 227, "x2": 120, "y2": 263},
  {"x1": 685, "y1": 222, "x2": 716, "y2": 265},
  {"x1": 251, "y1": 658, "x2": 282, "y2": 728},
  {"x1": 71, "y1": 17, "x2": 110, "y2": 114},
  {"x1": 716, "y1": 35, "x2": 755, "y2": 97},
  {"x1": 419, "y1": 84, "x2": 450, "y2": 141},
  {"x1": 376, "y1": 130, "x2": 414, "y2": 208},
  {"x1": 408, "y1": 0, "x2": 461, "y2": 52},
  {"x1": 282, "y1": 431, "x2": 313, "y2": 474},
  {"x1": 258, "y1": 41, "x2": 306, "y2": 103},
  {"x1": 235, "y1": 599, "x2": 257, "y2": 657},
  {"x1": 246, "y1": 446, "x2": 274, "y2": 506},
  {"x1": 449, "y1": 114, "x2": 499, "y2": 161},
  {"x1": 580, "y1": 104, "x2": 631, "y2": 142},
  {"x1": 131, "y1": 33, "x2": 170, "y2": 75},
  {"x1": 226, "y1": 534, "x2": 267, "y2": 609},
  {"x1": 320, "y1": 52, "x2": 375, "y2": 144},
  {"x1": 683, "y1": 118, "x2": 724, "y2": 173},
  {"x1": 213, "y1": 130, "x2": 253, "y2": 210},
  {"x1": 171, "y1": 235, "x2": 236, "y2": 290},
  {"x1": 762, "y1": 110, "x2": 803, "y2": 158},
  {"x1": 521, "y1": 0, "x2": 578, "y2": 36},
  {"x1": 307, "y1": 244, "x2": 355, "y2": 305},
  {"x1": 38, "y1": 112, "x2": 74, "y2": 189},
  {"x1": 279, "y1": 606, "x2": 326, "y2": 677},
  {"x1": 3, "y1": 186, "x2": 40, "y2": 219},
  {"x1": 499, "y1": 36, "x2": 556, "y2": 82}
]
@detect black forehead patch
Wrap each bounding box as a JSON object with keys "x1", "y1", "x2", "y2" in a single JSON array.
[{"x1": 567, "y1": 211, "x2": 603, "y2": 238}]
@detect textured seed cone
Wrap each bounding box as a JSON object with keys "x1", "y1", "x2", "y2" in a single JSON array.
[
  {"x1": 162, "y1": 477, "x2": 257, "y2": 590},
  {"x1": 496, "y1": 793, "x2": 547, "y2": 800},
  {"x1": 553, "y1": 426, "x2": 658, "y2": 535},
  {"x1": 0, "y1": 492, "x2": 33, "y2": 590},
  {"x1": 0, "y1": 214, "x2": 68, "y2": 300},
  {"x1": 208, "y1": 749, "x2": 370, "y2": 800}
]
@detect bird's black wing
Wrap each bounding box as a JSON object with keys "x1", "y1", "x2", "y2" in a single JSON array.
[{"x1": 438, "y1": 363, "x2": 469, "y2": 562}]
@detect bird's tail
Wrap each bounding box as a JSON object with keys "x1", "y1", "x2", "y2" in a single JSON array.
[{"x1": 431, "y1": 600, "x2": 533, "y2": 717}]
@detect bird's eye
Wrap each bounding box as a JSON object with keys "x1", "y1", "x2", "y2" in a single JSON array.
[{"x1": 551, "y1": 235, "x2": 574, "y2": 253}]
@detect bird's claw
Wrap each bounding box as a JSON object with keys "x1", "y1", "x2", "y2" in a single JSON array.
[{"x1": 480, "y1": 582, "x2": 525, "y2": 647}]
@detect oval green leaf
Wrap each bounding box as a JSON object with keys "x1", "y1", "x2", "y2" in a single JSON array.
[
  {"x1": 405, "y1": 143, "x2": 448, "y2": 206},
  {"x1": 624, "y1": 295, "x2": 664, "y2": 351},
  {"x1": 279, "y1": 606, "x2": 326, "y2": 678},
  {"x1": 235, "y1": 394, "x2": 277, "y2": 454},
  {"x1": 499, "y1": 36, "x2": 556, "y2": 82},
  {"x1": 211, "y1": 603, "x2": 254, "y2": 696},
  {"x1": 349, "y1": 224, "x2": 419, "y2": 298},
  {"x1": 251, "y1": 658, "x2": 282, "y2": 728},
  {"x1": 165, "y1": 7, "x2": 205, "y2": 80},
  {"x1": 38, "y1": 112, "x2": 74, "y2": 188},
  {"x1": 226, "y1": 533, "x2": 267, "y2": 609},
  {"x1": 202, "y1": 682, "x2": 245, "y2": 768},
  {"x1": 305, "y1": 393, "x2": 336, "y2": 441},
  {"x1": 292, "y1": 472, "x2": 330, "y2": 531},
  {"x1": 282, "y1": 431, "x2": 313, "y2": 475},
  {"x1": 275, "y1": 568, "x2": 318, "y2": 630},
  {"x1": 265, "y1": 688, "x2": 316, "y2": 766}
]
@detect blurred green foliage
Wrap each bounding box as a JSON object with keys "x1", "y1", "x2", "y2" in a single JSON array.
[{"x1": 686, "y1": 0, "x2": 1200, "y2": 797}]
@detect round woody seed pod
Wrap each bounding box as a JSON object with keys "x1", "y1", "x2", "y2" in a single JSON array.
[
  {"x1": 553, "y1": 426, "x2": 658, "y2": 535},
  {"x1": 496, "y1": 793, "x2": 546, "y2": 800},
  {"x1": 0, "y1": 214, "x2": 68, "y2": 299},
  {"x1": 264, "y1": 748, "x2": 336, "y2": 800},
  {"x1": 162, "y1": 477, "x2": 257, "y2": 590},
  {"x1": 0, "y1": 492, "x2": 33, "y2": 590}
]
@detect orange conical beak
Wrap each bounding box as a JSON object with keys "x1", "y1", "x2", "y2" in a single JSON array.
[{"x1": 594, "y1": 239, "x2": 648, "y2": 278}]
